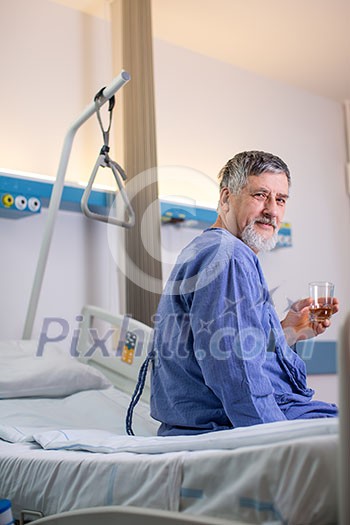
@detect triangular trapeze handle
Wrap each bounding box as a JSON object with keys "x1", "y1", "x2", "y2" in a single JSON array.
[{"x1": 81, "y1": 154, "x2": 135, "y2": 228}]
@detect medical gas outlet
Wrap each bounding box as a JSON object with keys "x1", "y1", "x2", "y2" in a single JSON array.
[
  {"x1": 28, "y1": 197, "x2": 41, "y2": 212},
  {"x1": 0, "y1": 191, "x2": 41, "y2": 218},
  {"x1": 2, "y1": 193, "x2": 14, "y2": 207},
  {"x1": 15, "y1": 195, "x2": 28, "y2": 211}
]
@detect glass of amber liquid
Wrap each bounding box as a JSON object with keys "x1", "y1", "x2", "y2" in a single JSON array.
[{"x1": 308, "y1": 281, "x2": 334, "y2": 322}]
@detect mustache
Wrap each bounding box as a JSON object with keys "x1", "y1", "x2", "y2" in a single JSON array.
[{"x1": 253, "y1": 216, "x2": 277, "y2": 229}]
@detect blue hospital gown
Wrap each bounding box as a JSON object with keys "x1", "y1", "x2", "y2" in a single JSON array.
[{"x1": 150, "y1": 228, "x2": 337, "y2": 436}]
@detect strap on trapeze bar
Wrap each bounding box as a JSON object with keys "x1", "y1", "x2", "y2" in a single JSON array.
[
  {"x1": 81, "y1": 88, "x2": 135, "y2": 228},
  {"x1": 94, "y1": 87, "x2": 115, "y2": 155}
]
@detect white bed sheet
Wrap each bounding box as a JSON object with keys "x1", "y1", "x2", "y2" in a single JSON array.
[
  {"x1": 0, "y1": 430, "x2": 338, "y2": 525},
  {"x1": 0, "y1": 392, "x2": 339, "y2": 525},
  {"x1": 29, "y1": 418, "x2": 337, "y2": 454},
  {"x1": 0, "y1": 361, "x2": 339, "y2": 525},
  {"x1": 0, "y1": 386, "x2": 159, "y2": 437}
]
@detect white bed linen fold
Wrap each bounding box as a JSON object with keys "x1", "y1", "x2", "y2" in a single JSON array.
[
  {"x1": 5, "y1": 418, "x2": 338, "y2": 454},
  {"x1": 0, "y1": 425, "x2": 37, "y2": 442}
]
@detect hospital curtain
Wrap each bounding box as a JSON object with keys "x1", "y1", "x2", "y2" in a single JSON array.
[{"x1": 110, "y1": 0, "x2": 163, "y2": 326}]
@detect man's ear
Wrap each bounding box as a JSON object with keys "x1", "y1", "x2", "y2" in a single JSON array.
[{"x1": 219, "y1": 187, "x2": 231, "y2": 211}]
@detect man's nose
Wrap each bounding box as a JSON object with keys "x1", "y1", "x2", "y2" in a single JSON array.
[{"x1": 263, "y1": 196, "x2": 278, "y2": 217}]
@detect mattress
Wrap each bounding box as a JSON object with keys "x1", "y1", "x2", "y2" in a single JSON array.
[
  {"x1": 0, "y1": 440, "x2": 183, "y2": 518},
  {"x1": 179, "y1": 433, "x2": 337, "y2": 524}
]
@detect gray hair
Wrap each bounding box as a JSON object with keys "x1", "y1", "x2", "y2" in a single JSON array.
[{"x1": 218, "y1": 150, "x2": 291, "y2": 194}]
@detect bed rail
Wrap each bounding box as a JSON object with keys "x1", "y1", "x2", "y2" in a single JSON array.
[{"x1": 77, "y1": 304, "x2": 153, "y2": 397}]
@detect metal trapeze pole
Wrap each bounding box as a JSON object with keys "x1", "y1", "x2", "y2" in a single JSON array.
[{"x1": 22, "y1": 70, "x2": 130, "y2": 339}]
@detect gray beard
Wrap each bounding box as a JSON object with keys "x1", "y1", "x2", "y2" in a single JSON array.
[{"x1": 240, "y1": 219, "x2": 278, "y2": 252}]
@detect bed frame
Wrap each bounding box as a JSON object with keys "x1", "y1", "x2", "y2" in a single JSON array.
[{"x1": 76, "y1": 304, "x2": 153, "y2": 399}]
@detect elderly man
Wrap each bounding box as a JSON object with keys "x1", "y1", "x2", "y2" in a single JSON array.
[{"x1": 149, "y1": 151, "x2": 338, "y2": 436}]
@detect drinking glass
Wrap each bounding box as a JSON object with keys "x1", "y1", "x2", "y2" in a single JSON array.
[{"x1": 308, "y1": 281, "x2": 334, "y2": 322}]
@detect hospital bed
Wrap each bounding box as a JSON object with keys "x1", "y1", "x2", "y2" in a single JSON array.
[
  {"x1": 0, "y1": 304, "x2": 343, "y2": 525},
  {"x1": 1, "y1": 72, "x2": 346, "y2": 525}
]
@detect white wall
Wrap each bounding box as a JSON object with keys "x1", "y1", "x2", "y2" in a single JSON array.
[
  {"x1": 0, "y1": 208, "x2": 117, "y2": 348},
  {"x1": 0, "y1": 0, "x2": 114, "y2": 186}
]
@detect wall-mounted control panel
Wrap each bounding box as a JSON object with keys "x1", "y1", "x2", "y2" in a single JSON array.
[
  {"x1": 0, "y1": 176, "x2": 42, "y2": 218},
  {"x1": 0, "y1": 172, "x2": 112, "y2": 220}
]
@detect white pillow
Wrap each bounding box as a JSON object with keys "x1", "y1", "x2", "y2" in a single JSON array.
[{"x1": 0, "y1": 340, "x2": 111, "y2": 398}]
